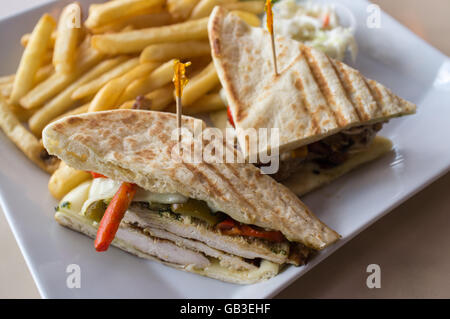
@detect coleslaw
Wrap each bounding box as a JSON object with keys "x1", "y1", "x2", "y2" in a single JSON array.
[{"x1": 271, "y1": 0, "x2": 358, "y2": 61}]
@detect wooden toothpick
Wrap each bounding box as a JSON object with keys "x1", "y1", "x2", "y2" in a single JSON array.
[{"x1": 172, "y1": 60, "x2": 191, "y2": 142}]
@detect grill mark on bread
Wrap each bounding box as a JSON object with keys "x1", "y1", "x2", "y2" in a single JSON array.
[
  {"x1": 301, "y1": 46, "x2": 345, "y2": 127},
  {"x1": 364, "y1": 79, "x2": 386, "y2": 117},
  {"x1": 329, "y1": 59, "x2": 363, "y2": 122},
  {"x1": 294, "y1": 73, "x2": 320, "y2": 135},
  {"x1": 183, "y1": 163, "x2": 224, "y2": 199},
  {"x1": 203, "y1": 163, "x2": 257, "y2": 213}
]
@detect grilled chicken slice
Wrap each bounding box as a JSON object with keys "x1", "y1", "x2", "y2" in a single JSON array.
[
  {"x1": 123, "y1": 205, "x2": 290, "y2": 264},
  {"x1": 118, "y1": 224, "x2": 210, "y2": 268},
  {"x1": 142, "y1": 227, "x2": 258, "y2": 271}
]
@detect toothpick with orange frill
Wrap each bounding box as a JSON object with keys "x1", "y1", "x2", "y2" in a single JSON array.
[
  {"x1": 172, "y1": 59, "x2": 191, "y2": 142},
  {"x1": 265, "y1": 0, "x2": 279, "y2": 76}
]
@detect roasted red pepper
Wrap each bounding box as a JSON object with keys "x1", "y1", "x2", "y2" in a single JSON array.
[
  {"x1": 216, "y1": 218, "x2": 285, "y2": 243},
  {"x1": 227, "y1": 106, "x2": 235, "y2": 128},
  {"x1": 94, "y1": 182, "x2": 137, "y2": 252},
  {"x1": 90, "y1": 172, "x2": 107, "y2": 179}
]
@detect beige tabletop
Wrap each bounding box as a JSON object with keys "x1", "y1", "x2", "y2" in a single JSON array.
[{"x1": 1, "y1": 0, "x2": 449, "y2": 299}]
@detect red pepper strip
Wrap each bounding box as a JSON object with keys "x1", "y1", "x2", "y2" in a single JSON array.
[
  {"x1": 322, "y1": 14, "x2": 330, "y2": 28},
  {"x1": 90, "y1": 172, "x2": 107, "y2": 179},
  {"x1": 217, "y1": 219, "x2": 285, "y2": 243},
  {"x1": 94, "y1": 182, "x2": 137, "y2": 252},
  {"x1": 227, "y1": 106, "x2": 235, "y2": 128}
]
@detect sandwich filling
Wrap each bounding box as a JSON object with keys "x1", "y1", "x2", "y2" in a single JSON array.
[
  {"x1": 56, "y1": 177, "x2": 312, "y2": 274},
  {"x1": 271, "y1": 122, "x2": 384, "y2": 181}
]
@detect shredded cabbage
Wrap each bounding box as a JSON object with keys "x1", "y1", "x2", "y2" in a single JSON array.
[{"x1": 271, "y1": 0, "x2": 358, "y2": 61}]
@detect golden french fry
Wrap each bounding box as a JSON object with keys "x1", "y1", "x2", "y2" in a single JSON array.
[
  {"x1": 21, "y1": 31, "x2": 56, "y2": 48},
  {"x1": 91, "y1": 17, "x2": 209, "y2": 54},
  {"x1": 120, "y1": 84, "x2": 174, "y2": 110},
  {"x1": 118, "y1": 59, "x2": 174, "y2": 105},
  {"x1": 48, "y1": 162, "x2": 91, "y2": 199},
  {"x1": 53, "y1": 3, "x2": 82, "y2": 74},
  {"x1": 35, "y1": 64, "x2": 55, "y2": 85},
  {"x1": 0, "y1": 74, "x2": 14, "y2": 85},
  {"x1": 209, "y1": 108, "x2": 229, "y2": 131},
  {"x1": 190, "y1": 0, "x2": 237, "y2": 20},
  {"x1": 52, "y1": 103, "x2": 89, "y2": 123},
  {"x1": 140, "y1": 41, "x2": 210, "y2": 63},
  {"x1": 88, "y1": 62, "x2": 160, "y2": 112},
  {"x1": 223, "y1": 1, "x2": 265, "y2": 15},
  {"x1": 9, "y1": 14, "x2": 56, "y2": 105},
  {"x1": 90, "y1": 11, "x2": 173, "y2": 34},
  {"x1": 181, "y1": 62, "x2": 220, "y2": 106},
  {"x1": 85, "y1": 0, "x2": 164, "y2": 30},
  {"x1": 231, "y1": 10, "x2": 261, "y2": 27},
  {"x1": 167, "y1": 0, "x2": 200, "y2": 21},
  {"x1": 10, "y1": 104, "x2": 37, "y2": 122},
  {"x1": 72, "y1": 56, "x2": 137, "y2": 100},
  {"x1": 184, "y1": 93, "x2": 225, "y2": 115},
  {"x1": 0, "y1": 83, "x2": 13, "y2": 98},
  {"x1": 20, "y1": 37, "x2": 104, "y2": 109},
  {"x1": 29, "y1": 57, "x2": 124, "y2": 136},
  {"x1": 0, "y1": 95, "x2": 59, "y2": 173}
]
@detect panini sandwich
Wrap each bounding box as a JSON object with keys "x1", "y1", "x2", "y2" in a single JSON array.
[
  {"x1": 43, "y1": 110, "x2": 339, "y2": 284},
  {"x1": 209, "y1": 7, "x2": 416, "y2": 195}
]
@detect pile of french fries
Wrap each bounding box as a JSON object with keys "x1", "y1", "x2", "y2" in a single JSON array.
[{"x1": 0, "y1": 0, "x2": 264, "y2": 200}]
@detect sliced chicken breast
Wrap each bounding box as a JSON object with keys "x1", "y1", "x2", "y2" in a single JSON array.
[{"x1": 123, "y1": 205, "x2": 290, "y2": 264}]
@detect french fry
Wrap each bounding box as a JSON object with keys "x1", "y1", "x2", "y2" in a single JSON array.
[
  {"x1": 0, "y1": 95, "x2": 59, "y2": 173},
  {"x1": 120, "y1": 84, "x2": 174, "y2": 111},
  {"x1": 190, "y1": 0, "x2": 237, "y2": 20},
  {"x1": 91, "y1": 17, "x2": 209, "y2": 54},
  {"x1": 0, "y1": 83, "x2": 13, "y2": 98},
  {"x1": 21, "y1": 31, "x2": 56, "y2": 48},
  {"x1": 231, "y1": 10, "x2": 261, "y2": 27},
  {"x1": 88, "y1": 62, "x2": 160, "y2": 112},
  {"x1": 222, "y1": 1, "x2": 265, "y2": 15},
  {"x1": 53, "y1": 3, "x2": 82, "y2": 74},
  {"x1": 140, "y1": 41, "x2": 210, "y2": 63},
  {"x1": 181, "y1": 62, "x2": 220, "y2": 106},
  {"x1": 85, "y1": 0, "x2": 165, "y2": 30},
  {"x1": 89, "y1": 11, "x2": 173, "y2": 34},
  {"x1": 0, "y1": 74, "x2": 14, "y2": 85},
  {"x1": 29, "y1": 57, "x2": 125, "y2": 136},
  {"x1": 9, "y1": 14, "x2": 56, "y2": 105},
  {"x1": 48, "y1": 162, "x2": 91, "y2": 199},
  {"x1": 72, "y1": 56, "x2": 137, "y2": 100},
  {"x1": 52, "y1": 103, "x2": 90, "y2": 123},
  {"x1": 118, "y1": 59, "x2": 174, "y2": 105},
  {"x1": 20, "y1": 37, "x2": 104, "y2": 109},
  {"x1": 167, "y1": 0, "x2": 200, "y2": 21},
  {"x1": 35, "y1": 64, "x2": 55, "y2": 85},
  {"x1": 184, "y1": 93, "x2": 225, "y2": 115},
  {"x1": 7, "y1": 103, "x2": 36, "y2": 122}
]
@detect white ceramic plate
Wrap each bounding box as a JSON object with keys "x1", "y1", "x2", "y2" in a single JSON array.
[{"x1": 1, "y1": 0, "x2": 449, "y2": 298}]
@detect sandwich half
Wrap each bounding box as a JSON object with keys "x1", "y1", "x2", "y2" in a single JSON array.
[
  {"x1": 209, "y1": 7, "x2": 416, "y2": 195},
  {"x1": 43, "y1": 110, "x2": 339, "y2": 284}
]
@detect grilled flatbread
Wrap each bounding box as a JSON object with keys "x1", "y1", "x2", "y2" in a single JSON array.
[{"x1": 209, "y1": 7, "x2": 416, "y2": 158}]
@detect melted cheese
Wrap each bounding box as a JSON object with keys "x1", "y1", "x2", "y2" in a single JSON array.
[{"x1": 79, "y1": 178, "x2": 188, "y2": 216}]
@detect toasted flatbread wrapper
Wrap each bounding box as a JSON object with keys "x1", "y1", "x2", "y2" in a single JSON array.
[
  {"x1": 283, "y1": 136, "x2": 393, "y2": 196},
  {"x1": 209, "y1": 7, "x2": 416, "y2": 157},
  {"x1": 43, "y1": 110, "x2": 339, "y2": 249}
]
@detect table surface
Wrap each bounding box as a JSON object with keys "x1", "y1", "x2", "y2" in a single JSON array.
[{"x1": 1, "y1": 0, "x2": 449, "y2": 299}]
